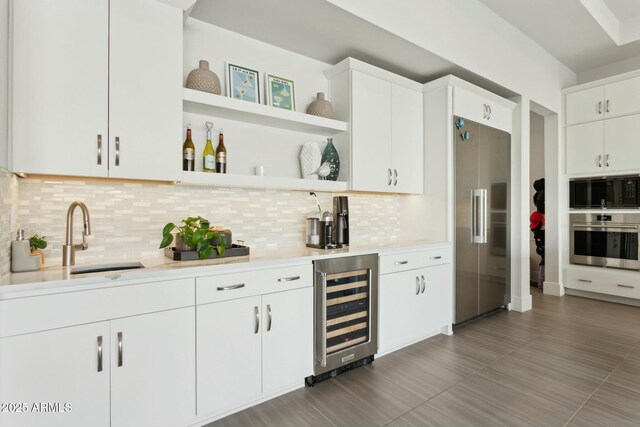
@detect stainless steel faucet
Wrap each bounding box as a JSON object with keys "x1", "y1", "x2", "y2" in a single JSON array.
[{"x1": 62, "y1": 201, "x2": 92, "y2": 267}]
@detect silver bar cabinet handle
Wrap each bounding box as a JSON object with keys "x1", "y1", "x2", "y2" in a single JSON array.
[
  {"x1": 394, "y1": 260, "x2": 408, "y2": 265},
  {"x1": 97, "y1": 336, "x2": 103, "y2": 372},
  {"x1": 598, "y1": 101, "x2": 602, "y2": 114},
  {"x1": 267, "y1": 304, "x2": 272, "y2": 331},
  {"x1": 277, "y1": 276, "x2": 300, "y2": 282},
  {"x1": 431, "y1": 256, "x2": 442, "y2": 260},
  {"x1": 416, "y1": 276, "x2": 420, "y2": 295},
  {"x1": 117, "y1": 332, "x2": 123, "y2": 367},
  {"x1": 115, "y1": 137, "x2": 120, "y2": 166},
  {"x1": 578, "y1": 279, "x2": 592, "y2": 283},
  {"x1": 254, "y1": 306, "x2": 260, "y2": 334},
  {"x1": 618, "y1": 284, "x2": 634, "y2": 289},
  {"x1": 393, "y1": 169, "x2": 398, "y2": 186},
  {"x1": 605, "y1": 154, "x2": 610, "y2": 167},
  {"x1": 388, "y1": 168, "x2": 392, "y2": 186},
  {"x1": 597, "y1": 154, "x2": 602, "y2": 168},
  {"x1": 320, "y1": 272, "x2": 328, "y2": 367},
  {"x1": 487, "y1": 105, "x2": 492, "y2": 119},
  {"x1": 97, "y1": 135, "x2": 102, "y2": 165},
  {"x1": 217, "y1": 283, "x2": 245, "y2": 291},
  {"x1": 421, "y1": 275, "x2": 426, "y2": 294},
  {"x1": 606, "y1": 100, "x2": 610, "y2": 113}
]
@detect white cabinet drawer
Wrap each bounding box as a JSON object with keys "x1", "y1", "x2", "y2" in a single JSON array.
[
  {"x1": 453, "y1": 86, "x2": 512, "y2": 133},
  {"x1": 565, "y1": 267, "x2": 640, "y2": 300},
  {"x1": 196, "y1": 264, "x2": 312, "y2": 305},
  {"x1": 0, "y1": 278, "x2": 195, "y2": 338},
  {"x1": 380, "y1": 247, "x2": 450, "y2": 275}
]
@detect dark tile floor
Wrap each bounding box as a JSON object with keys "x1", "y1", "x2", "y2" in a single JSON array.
[{"x1": 207, "y1": 289, "x2": 640, "y2": 427}]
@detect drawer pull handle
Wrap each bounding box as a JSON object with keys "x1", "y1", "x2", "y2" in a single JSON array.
[
  {"x1": 578, "y1": 279, "x2": 592, "y2": 283},
  {"x1": 277, "y1": 276, "x2": 300, "y2": 282},
  {"x1": 217, "y1": 283, "x2": 245, "y2": 291},
  {"x1": 97, "y1": 336, "x2": 103, "y2": 372},
  {"x1": 431, "y1": 256, "x2": 442, "y2": 260},
  {"x1": 618, "y1": 284, "x2": 634, "y2": 289},
  {"x1": 394, "y1": 261, "x2": 408, "y2": 265}
]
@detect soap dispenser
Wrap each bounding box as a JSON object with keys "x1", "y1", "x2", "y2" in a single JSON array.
[{"x1": 11, "y1": 229, "x2": 42, "y2": 273}]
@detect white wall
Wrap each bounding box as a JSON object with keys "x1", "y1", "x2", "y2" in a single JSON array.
[
  {"x1": 326, "y1": 0, "x2": 576, "y2": 112},
  {"x1": 0, "y1": 0, "x2": 8, "y2": 169},
  {"x1": 577, "y1": 54, "x2": 640, "y2": 84},
  {"x1": 529, "y1": 112, "x2": 544, "y2": 284}
]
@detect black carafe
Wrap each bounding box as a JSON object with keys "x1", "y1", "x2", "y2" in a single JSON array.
[{"x1": 333, "y1": 196, "x2": 349, "y2": 246}]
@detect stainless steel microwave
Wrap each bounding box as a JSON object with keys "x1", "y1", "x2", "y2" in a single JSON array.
[
  {"x1": 570, "y1": 213, "x2": 640, "y2": 270},
  {"x1": 570, "y1": 176, "x2": 640, "y2": 209}
]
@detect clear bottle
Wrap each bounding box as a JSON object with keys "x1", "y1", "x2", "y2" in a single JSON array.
[
  {"x1": 215, "y1": 129, "x2": 227, "y2": 174},
  {"x1": 182, "y1": 124, "x2": 195, "y2": 172},
  {"x1": 203, "y1": 122, "x2": 215, "y2": 173}
]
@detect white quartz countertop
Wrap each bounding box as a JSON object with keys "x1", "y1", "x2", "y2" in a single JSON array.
[{"x1": 0, "y1": 240, "x2": 450, "y2": 300}]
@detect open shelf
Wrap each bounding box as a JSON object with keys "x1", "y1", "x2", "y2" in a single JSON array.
[
  {"x1": 178, "y1": 171, "x2": 348, "y2": 192},
  {"x1": 183, "y1": 88, "x2": 348, "y2": 136}
]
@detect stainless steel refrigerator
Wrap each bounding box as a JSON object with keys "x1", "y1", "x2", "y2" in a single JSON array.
[{"x1": 454, "y1": 116, "x2": 510, "y2": 325}]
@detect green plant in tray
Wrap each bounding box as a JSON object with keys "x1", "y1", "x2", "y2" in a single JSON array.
[{"x1": 159, "y1": 216, "x2": 226, "y2": 260}]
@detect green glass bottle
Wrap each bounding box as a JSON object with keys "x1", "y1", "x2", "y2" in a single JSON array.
[{"x1": 321, "y1": 137, "x2": 340, "y2": 181}]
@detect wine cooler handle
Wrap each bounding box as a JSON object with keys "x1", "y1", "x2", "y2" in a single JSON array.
[
  {"x1": 320, "y1": 272, "x2": 328, "y2": 368},
  {"x1": 421, "y1": 275, "x2": 426, "y2": 294},
  {"x1": 117, "y1": 332, "x2": 123, "y2": 367},
  {"x1": 267, "y1": 304, "x2": 272, "y2": 331},
  {"x1": 97, "y1": 336, "x2": 103, "y2": 372},
  {"x1": 254, "y1": 306, "x2": 260, "y2": 334},
  {"x1": 416, "y1": 276, "x2": 420, "y2": 295},
  {"x1": 97, "y1": 135, "x2": 102, "y2": 166},
  {"x1": 115, "y1": 137, "x2": 120, "y2": 166}
]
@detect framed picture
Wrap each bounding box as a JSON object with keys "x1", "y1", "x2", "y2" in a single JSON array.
[
  {"x1": 266, "y1": 74, "x2": 296, "y2": 111},
  {"x1": 226, "y1": 63, "x2": 260, "y2": 103}
]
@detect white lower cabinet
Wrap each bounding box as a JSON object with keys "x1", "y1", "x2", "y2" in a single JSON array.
[
  {"x1": 197, "y1": 286, "x2": 313, "y2": 418},
  {"x1": 0, "y1": 322, "x2": 111, "y2": 427},
  {"x1": 0, "y1": 306, "x2": 195, "y2": 427}
]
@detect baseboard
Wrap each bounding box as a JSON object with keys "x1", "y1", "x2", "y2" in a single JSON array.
[
  {"x1": 565, "y1": 288, "x2": 640, "y2": 307},
  {"x1": 543, "y1": 281, "x2": 565, "y2": 296},
  {"x1": 510, "y1": 294, "x2": 532, "y2": 312}
]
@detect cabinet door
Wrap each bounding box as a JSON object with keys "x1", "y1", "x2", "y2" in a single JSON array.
[
  {"x1": 197, "y1": 296, "x2": 262, "y2": 417},
  {"x1": 453, "y1": 87, "x2": 512, "y2": 133},
  {"x1": 424, "y1": 264, "x2": 452, "y2": 332},
  {"x1": 604, "y1": 114, "x2": 640, "y2": 174},
  {"x1": 565, "y1": 121, "x2": 604, "y2": 175},
  {"x1": 565, "y1": 86, "x2": 605, "y2": 125},
  {"x1": 108, "y1": 0, "x2": 182, "y2": 181},
  {"x1": 110, "y1": 308, "x2": 196, "y2": 427},
  {"x1": 391, "y1": 84, "x2": 424, "y2": 194},
  {"x1": 0, "y1": 322, "x2": 110, "y2": 427},
  {"x1": 262, "y1": 287, "x2": 313, "y2": 395},
  {"x1": 379, "y1": 270, "x2": 424, "y2": 353},
  {"x1": 604, "y1": 76, "x2": 640, "y2": 119},
  {"x1": 12, "y1": 0, "x2": 108, "y2": 177},
  {"x1": 351, "y1": 71, "x2": 392, "y2": 192}
]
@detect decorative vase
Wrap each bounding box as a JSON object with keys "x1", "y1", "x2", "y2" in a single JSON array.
[
  {"x1": 321, "y1": 137, "x2": 340, "y2": 181},
  {"x1": 186, "y1": 60, "x2": 221, "y2": 95},
  {"x1": 306, "y1": 92, "x2": 334, "y2": 118}
]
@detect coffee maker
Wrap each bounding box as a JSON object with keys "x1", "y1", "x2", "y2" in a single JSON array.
[{"x1": 333, "y1": 196, "x2": 349, "y2": 246}]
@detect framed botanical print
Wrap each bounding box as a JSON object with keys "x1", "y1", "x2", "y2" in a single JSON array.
[
  {"x1": 266, "y1": 74, "x2": 295, "y2": 111},
  {"x1": 226, "y1": 63, "x2": 260, "y2": 103}
]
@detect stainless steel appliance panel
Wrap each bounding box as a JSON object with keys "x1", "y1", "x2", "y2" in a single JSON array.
[{"x1": 454, "y1": 117, "x2": 510, "y2": 324}]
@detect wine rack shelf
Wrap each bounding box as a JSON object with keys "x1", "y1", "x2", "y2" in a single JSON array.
[
  {"x1": 183, "y1": 89, "x2": 348, "y2": 136},
  {"x1": 178, "y1": 172, "x2": 348, "y2": 192}
]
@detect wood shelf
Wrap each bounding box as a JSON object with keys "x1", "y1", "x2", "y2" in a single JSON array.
[
  {"x1": 178, "y1": 171, "x2": 348, "y2": 192},
  {"x1": 183, "y1": 88, "x2": 348, "y2": 136}
]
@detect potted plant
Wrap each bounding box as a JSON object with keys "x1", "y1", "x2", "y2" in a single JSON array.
[
  {"x1": 159, "y1": 216, "x2": 226, "y2": 260},
  {"x1": 29, "y1": 234, "x2": 47, "y2": 264}
]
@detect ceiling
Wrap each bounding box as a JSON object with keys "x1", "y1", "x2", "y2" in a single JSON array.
[{"x1": 478, "y1": 0, "x2": 640, "y2": 73}]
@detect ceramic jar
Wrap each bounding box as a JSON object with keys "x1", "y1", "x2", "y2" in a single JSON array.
[
  {"x1": 306, "y1": 92, "x2": 334, "y2": 118},
  {"x1": 186, "y1": 60, "x2": 222, "y2": 95}
]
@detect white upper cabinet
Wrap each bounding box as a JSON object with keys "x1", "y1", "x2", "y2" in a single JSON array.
[
  {"x1": 565, "y1": 75, "x2": 640, "y2": 126},
  {"x1": 604, "y1": 115, "x2": 640, "y2": 174},
  {"x1": 12, "y1": 0, "x2": 109, "y2": 177},
  {"x1": 11, "y1": 0, "x2": 182, "y2": 180},
  {"x1": 108, "y1": 0, "x2": 182, "y2": 181},
  {"x1": 565, "y1": 121, "x2": 604, "y2": 175},
  {"x1": 328, "y1": 60, "x2": 424, "y2": 194},
  {"x1": 453, "y1": 86, "x2": 512, "y2": 133}
]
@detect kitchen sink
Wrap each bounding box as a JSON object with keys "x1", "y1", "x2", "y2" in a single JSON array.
[{"x1": 70, "y1": 261, "x2": 145, "y2": 275}]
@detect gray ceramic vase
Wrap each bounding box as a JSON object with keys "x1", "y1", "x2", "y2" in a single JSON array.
[
  {"x1": 306, "y1": 92, "x2": 334, "y2": 118},
  {"x1": 186, "y1": 60, "x2": 222, "y2": 95}
]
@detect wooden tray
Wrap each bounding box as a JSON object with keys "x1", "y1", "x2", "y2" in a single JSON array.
[{"x1": 164, "y1": 244, "x2": 250, "y2": 261}]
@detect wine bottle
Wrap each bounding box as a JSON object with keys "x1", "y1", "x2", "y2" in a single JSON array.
[
  {"x1": 215, "y1": 129, "x2": 227, "y2": 174},
  {"x1": 203, "y1": 122, "x2": 215, "y2": 173},
  {"x1": 182, "y1": 124, "x2": 195, "y2": 171}
]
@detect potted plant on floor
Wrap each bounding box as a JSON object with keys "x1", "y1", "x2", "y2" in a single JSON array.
[{"x1": 159, "y1": 216, "x2": 226, "y2": 260}]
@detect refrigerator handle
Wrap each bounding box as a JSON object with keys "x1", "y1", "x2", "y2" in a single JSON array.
[
  {"x1": 480, "y1": 189, "x2": 488, "y2": 244},
  {"x1": 472, "y1": 189, "x2": 481, "y2": 244}
]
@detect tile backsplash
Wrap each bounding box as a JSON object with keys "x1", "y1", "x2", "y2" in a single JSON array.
[
  {"x1": 14, "y1": 177, "x2": 400, "y2": 266},
  {"x1": 0, "y1": 168, "x2": 19, "y2": 280}
]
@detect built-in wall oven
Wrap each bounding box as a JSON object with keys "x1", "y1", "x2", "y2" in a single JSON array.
[
  {"x1": 308, "y1": 254, "x2": 378, "y2": 385},
  {"x1": 570, "y1": 214, "x2": 640, "y2": 270}
]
